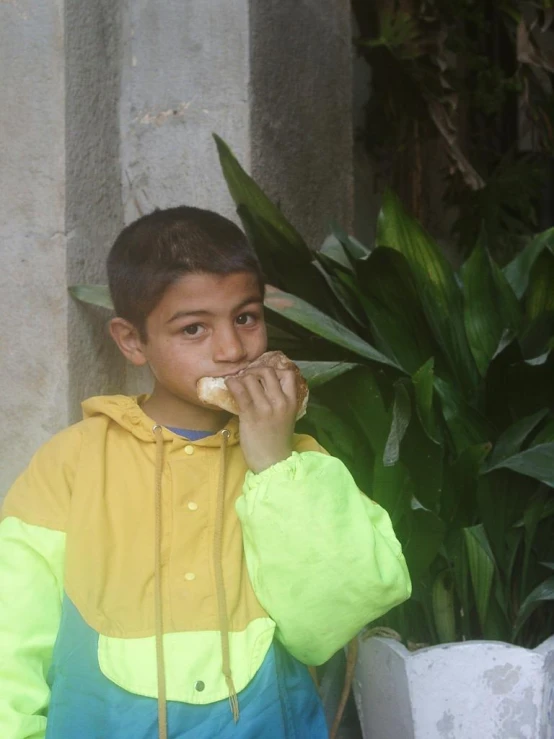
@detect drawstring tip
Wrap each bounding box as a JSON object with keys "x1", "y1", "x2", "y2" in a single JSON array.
[{"x1": 225, "y1": 675, "x2": 240, "y2": 723}]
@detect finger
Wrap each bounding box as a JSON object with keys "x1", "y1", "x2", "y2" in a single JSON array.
[
  {"x1": 275, "y1": 368, "x2": 297, "y2": 404},
  {"x1": 225, "y1": 375, "x2": 256, "y2": 414},
  {"x1": 243, "y1": 367, "x2": 285, "y2": 398},
  {"x1": 239, "y1": 372, "x2": 274, "y2": 411}
]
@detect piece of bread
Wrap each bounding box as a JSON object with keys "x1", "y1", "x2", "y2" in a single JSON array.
[{"x1": 197, "y1": 350, "x2": 309, "y2": 419}]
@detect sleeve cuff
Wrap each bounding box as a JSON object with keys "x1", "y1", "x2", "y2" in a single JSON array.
[{"x1": 243, "y1": 451, "x2": 315, "y2": 492}]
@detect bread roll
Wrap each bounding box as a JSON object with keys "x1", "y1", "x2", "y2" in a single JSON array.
[{"x1": 197, "y1": 350, "x2": 309, "y2": 419}]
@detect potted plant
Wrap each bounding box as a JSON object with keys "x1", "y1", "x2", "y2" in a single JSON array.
[{"x1": 72, "y1": 136, "x2": 554, "y2": 738}]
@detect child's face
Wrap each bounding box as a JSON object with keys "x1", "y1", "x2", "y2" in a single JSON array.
[{"x1": 137, "y1": 271, "x2": 267, "y2": 418}]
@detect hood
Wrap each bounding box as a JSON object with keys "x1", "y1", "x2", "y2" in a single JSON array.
[{"x1": 81, "y1": 394, "x2": 240, "y2": 447}]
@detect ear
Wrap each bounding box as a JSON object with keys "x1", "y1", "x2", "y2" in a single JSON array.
[{"x1": 109, "y1": 318, "x2": 149, "y2": 366}]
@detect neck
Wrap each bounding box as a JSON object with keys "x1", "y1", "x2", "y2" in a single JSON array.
[{"x1": 140, "y1": 386, "x2": 231, "y2": 432}]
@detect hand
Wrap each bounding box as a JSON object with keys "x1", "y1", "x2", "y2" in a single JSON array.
[{"x1": 225, "y1": 366, "x2": 297, "y2": 473}]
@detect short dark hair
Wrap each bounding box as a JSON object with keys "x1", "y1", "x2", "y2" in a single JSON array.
[{"x1": 107, "y1": 206, "x2": 265, "y2": 340}]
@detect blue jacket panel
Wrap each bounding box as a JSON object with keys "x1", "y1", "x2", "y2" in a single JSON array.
[{"x1": 46, "y1": 596, "x2": 328, "y2": 739}]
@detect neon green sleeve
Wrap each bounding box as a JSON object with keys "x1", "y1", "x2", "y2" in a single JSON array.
[
  {"x1": 0, "y1": 517, "x2": 65, "y2": 739},
  {"x1": 236, "y1": 451, "x2": 411, "y2": 666}
]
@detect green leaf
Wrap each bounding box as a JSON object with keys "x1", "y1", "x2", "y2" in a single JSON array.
[
  {"x1": 464, "y1": 525, "x2": 495, "y2": 631},
  {"x1": 485, "y1": 409, "x2": 549, "y2": 469},
  {"x1": 401, "y1": 410, "x2": 444, "y2": 513},
  {"x1": 69, "y1": 285, "x2": 113, "y2": 310},
  {"x1": 295, "y1": 361, "x2": 357, "y2": 389},
  {"x1": 434, "y1": 377, "x2": 490, "y2": 454},
  {"x1": 264, "y1": 285, "x2": 401, "y2": 370},
  {"x1": 397, "y1": 507, "x2": 446, "y2": 581},
  {"x1": 461, "y1": 235, "x2": 521, "y2": 376},
  {"x1": 503, "y1": 227, "x2": 554, "y2": 299},
  {"x1": 383, "y1": 381, "x2": 411, "y2": 466},
  {"x1": 482, "y1": 442, "x2": 554, "y2": 487},
  {"x1": 238, "y1": 206, "x2": 339, "y2": 319},
  {"x1": 525, "y1": 249, "x2": 554, "y2": 321},
  {"x1": 412, "y1": 358, "x2": 440, "y2": 443},
  {"x1": 312, "y1": 255, "x2": 368, "y2": 330},
  {"x1": 213, "y1": 134, "x2": 311, "y2": 262},
  {"x1": 319, "y1": 234, "x2": 355, "y2": 272},
  {"x1": 432, "y1": 570, "x2": 457, "y2": 643},
  {"x1": 442, "y1": 444, "x2": 491, "y2": 526},
  {"x1": 376, "y1": 189, "x2": 479, "y2": 393},
  {"x1": 355, "y1": 247, "x2": 441, "y2": 375},
  {"x1": 330, "y1": 222, "x2": 372, "y2": 261},
  {"x1": 513, "y1": 576, "x2": 554, "y2": 638},
  {"x1": 301, "y1": 400, "x2": 361, "y2": 464}
]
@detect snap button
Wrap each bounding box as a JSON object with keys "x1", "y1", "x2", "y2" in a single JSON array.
[
  {"x1": 187, "y1": 502, "x2": 198, "y2": 511},
  {"x1": 195, "y1": 680, "x2": 205, "y2": 692},
  {"x1": 184, "y1": 572, "x2": 196, "y2": 581},
  {"x1": 184, "y1": 445, "x2": 194, "y2": 455}
]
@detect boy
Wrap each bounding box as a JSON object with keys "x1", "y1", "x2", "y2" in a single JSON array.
[{"x1": 0, "y1": 206, "x2": 411, "y2": 739}]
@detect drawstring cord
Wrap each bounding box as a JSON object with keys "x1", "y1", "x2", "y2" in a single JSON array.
[
  {"x1": 153, "y1": 425, "x2": 168, "y2": 739},
  {"x1": 213, "y1": 428, "x2": 240, "y2": 722},
  {"x1": 152, "y1": 424, "x2": 239, "y2": 739}
]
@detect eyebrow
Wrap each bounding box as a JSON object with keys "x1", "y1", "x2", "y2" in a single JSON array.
[{"x1": 166, "y1": 296, "x2": 263, "y2": 324}]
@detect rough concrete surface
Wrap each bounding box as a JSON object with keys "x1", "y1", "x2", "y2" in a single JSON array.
[
  {"x1": 119, "y1": 0, "x2": 251, "y2": 226},
  {"x1": 354, "y1": 636, "x2": 554, "y2": 739},
  {"x1": 0, "y1": 0, "x2": 69, "y2": 495},
  {"x1": 250, "y1": 0, "x2": 354, "y2": 249}
]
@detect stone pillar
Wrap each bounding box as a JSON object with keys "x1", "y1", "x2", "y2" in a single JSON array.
[
  {"x1": 0, "y1": 0, "x2": 353, "y2": 496},
  {"x1": 0, "y1": 0, "x2": 69, "y2": 494},
  {"x1": 250, "y1": 1, "x2": 354, "y2": 248}
]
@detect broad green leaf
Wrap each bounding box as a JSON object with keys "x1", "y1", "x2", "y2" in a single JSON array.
[
  {"x1": 238, "y1": 206, "x2": 338, "y2": 317},
  {"x1": 503, "y1": 227, "x2": 554, "y2": 299},
  {"x1": 464, "y1": 525, "x2": 495, "y2": 631},
  {"x1": 434, "y1": 377, "x2": 490, "y2": 454},
  {"x1": 401, "y1": 410, "x2": 444, "y2": 512},
  {"x1": 432, "y1": 571, "x2": 457, "y2": 643},
  {"x1": 442, "y1": 443, "x2": 491, "y2": 526},
  {"x1": 313, "y1": 367, "x2": 411, "y2": 520},
  {"x1": 377, "y1": 189, "x2": 479, "y2": 393},
  {"x1": 396, "y1": 507, "x2": 446, "y2": 581},
  {"x1": 69, "y1": 285, "x2": 113, "y2": 310},
  {"x1": 319, "y1": 233, "x2": 355, "y2": 272},
  {"x1": 264, "y1": 285, "x2": 401, "y2": 370},
  {"x1": 461, "y1": 235, "x2": 521, "y2": 376},
  {"x1": 483, "y1": 442, "x2": 554, "y2": 487},
  {"x1": 355, "y1": 247, "x2": 442, "y2": 375},
  {"x1": 214, "y1": 134, "x2": 311, "y2": 261},
  {"x1": 485, "y1": 409, "x2": 549, "y2": 469},
  {"x1": 525, "y1": 249, "x2": 554, "y2": 320},
  {"x1": 522, "y1": 492, "x2": 549, "y2": 600},
  {"x1": 513, "y1": 576, "x2": 554, "y2": 638},
  {"x1": 317, "y1": 366, "x2": 390, "y2": 454},
  {"x1": 331, "y1": 222, "x2": 372, "y2": 261},
  {"x1": 301, "y1": 400, "x2": 361, "y2": 464},
  {"x1": 295, "y1": 361, "x2": 357, "y2": 389},
  {"x1": 312, "y1": 255, "x2": 368, "y2": 330},
  {"x1": 412, "y1": 358, "x2": 440, "y2": 443},
  {"x1": 518, "y1": 311, "x2": 554, "y2": 362},
  {"x1": 383, "y1": 381, "x2": 411, "y2": 466},
  {"x1": 532, "y1": 418, "x2": 554, "y2": 445}
]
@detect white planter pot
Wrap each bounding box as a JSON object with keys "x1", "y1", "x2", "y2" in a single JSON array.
[{"x1": 353, "y1": 635, "x2": 554, "y2": 739}]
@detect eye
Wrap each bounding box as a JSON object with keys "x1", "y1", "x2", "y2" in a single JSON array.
[
  {"x1": 236, "y1": 312, "x2": 259, "y2": 326},
  {"x1": 182, "y1": 323, "x2": 205, "y2": 336}
]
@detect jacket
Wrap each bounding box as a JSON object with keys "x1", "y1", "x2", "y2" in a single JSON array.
[{"x1": 0, "y1": 394, "x2": 411, "y2": 738}]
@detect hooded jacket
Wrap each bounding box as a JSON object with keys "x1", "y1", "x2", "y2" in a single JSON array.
[{"x1": 0, "y1": 395, "x2": 411, "y2": 739}]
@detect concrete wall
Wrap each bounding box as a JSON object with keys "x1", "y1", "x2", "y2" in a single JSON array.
[
  {"x1": 0, "y1": 0, "x2": 69, "y2": 493},
  {"x1": 0, "y1": 0, "x2": 354, "y2": 496},
  {"x1": 250, "y1": 0, "x2": 354, "y2": 249}
]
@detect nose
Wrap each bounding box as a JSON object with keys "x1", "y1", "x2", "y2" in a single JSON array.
[{"x1": 212, "y1": 325, "x2": 247, "y2": 365}]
